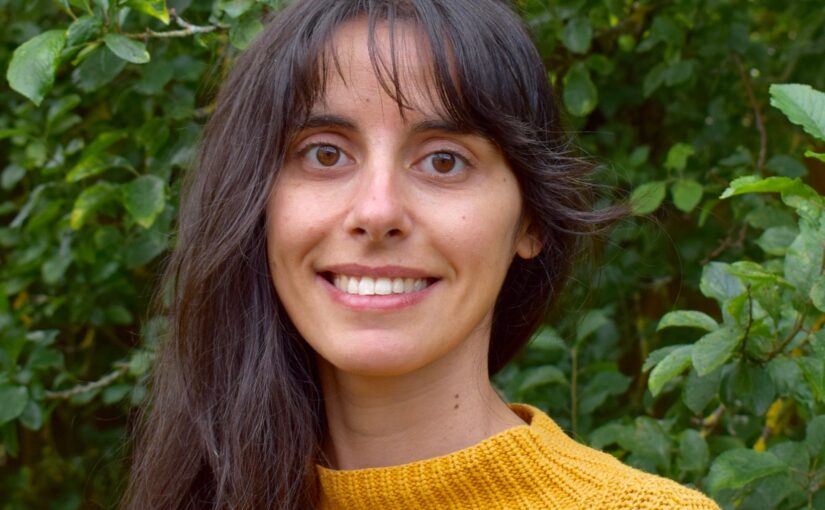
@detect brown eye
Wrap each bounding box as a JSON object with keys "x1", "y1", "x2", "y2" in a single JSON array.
[
  {"x1": 421, "y1": 151, "x2": 467, "y2": 176},
  {"x1": 431, "y1": 153, "x2": 456, "y2": 173},
  {"x1": 314, "y1": 145, "x2": 342, "y2": 166}
]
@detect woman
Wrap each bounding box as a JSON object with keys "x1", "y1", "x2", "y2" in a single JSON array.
[{"x1": 123, "y1": 1, "x2": 720, "y2": 508}]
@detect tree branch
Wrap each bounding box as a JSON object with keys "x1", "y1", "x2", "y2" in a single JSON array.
[
  {"x1": 702, "y1": 223, "x2": 748, "y2": 264},
  {"x1": 123, "y1": 9, "x2": 225, "y2": 40},
  {"x1": 733, "y1": 55, "x2": 768, "y2": 173},
  {"x1": 44, "y1": 363, "x2": 129, "y2": 400}
]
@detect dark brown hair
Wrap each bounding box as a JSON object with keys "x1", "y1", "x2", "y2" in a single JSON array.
[{"x1": 122, "y1": 0, "x2": 613, "y2": 508}]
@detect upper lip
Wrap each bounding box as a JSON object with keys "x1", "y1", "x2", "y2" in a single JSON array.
[{"x1": 321, "y1": 264, "x2": 435, "y2": 279}]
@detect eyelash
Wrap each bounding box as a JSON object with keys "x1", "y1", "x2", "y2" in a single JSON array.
[{"x1": 295, "y1": 141, "x2": 474, "y2": 177}]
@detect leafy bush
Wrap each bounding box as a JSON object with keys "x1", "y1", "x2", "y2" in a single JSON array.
[{"x1": 1, "y1": 1, "x2": 823, "y2": 508}]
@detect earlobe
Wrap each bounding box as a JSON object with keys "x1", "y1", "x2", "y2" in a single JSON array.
[{"x1": 515, "y1": 227, "x2": 542, "y2": 260}]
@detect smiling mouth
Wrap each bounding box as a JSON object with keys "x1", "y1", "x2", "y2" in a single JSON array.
[{"x1": 321, "y1": 273, "x2": 436, "y2": 296}]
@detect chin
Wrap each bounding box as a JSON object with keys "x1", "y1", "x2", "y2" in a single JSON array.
[{"x1": 317, "y1": 332, "x2": 436, "y2": 377}]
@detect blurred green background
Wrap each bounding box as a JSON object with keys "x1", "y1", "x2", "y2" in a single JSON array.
[{"x1": 1, "y1": 0, "x2": 824, "y2": 508}]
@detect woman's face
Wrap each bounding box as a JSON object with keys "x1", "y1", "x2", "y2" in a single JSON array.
[{"x1": 266, "y1": 20, "x2": 538, "y2": 377}]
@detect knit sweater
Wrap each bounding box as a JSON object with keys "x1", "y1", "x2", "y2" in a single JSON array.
[{"x1": 316, "y1": 403, "x2": 720, "y2": 509}]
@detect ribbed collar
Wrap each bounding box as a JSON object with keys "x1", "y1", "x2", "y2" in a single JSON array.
[{"x1": 316, "y1": 404, "x2": 588, "y2": 509}]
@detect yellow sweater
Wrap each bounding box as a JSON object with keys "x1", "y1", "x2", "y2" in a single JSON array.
[{"x1": 317, "y1": 404, "x2": 720, "y2": 509}]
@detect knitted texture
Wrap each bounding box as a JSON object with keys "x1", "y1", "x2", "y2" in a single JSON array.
[{"x1": 316, "y1": 404, "x2": 720, "y2": 509}]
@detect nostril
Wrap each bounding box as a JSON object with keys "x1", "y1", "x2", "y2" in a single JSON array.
[{"x1": 386, "y1": 228, "x2": 403, "y2": 238}]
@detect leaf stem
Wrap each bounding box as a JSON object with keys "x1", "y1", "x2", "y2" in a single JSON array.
[{"x1": 733, "y1": 54, "x2": 767, "y2": 174}]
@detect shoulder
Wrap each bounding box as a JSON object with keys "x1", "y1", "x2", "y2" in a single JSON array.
[{"x1": 511, "y1": 404, "x2": 720, "y2": 510}]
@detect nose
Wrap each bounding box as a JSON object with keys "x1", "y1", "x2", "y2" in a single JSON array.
[{"x1": 343, "y1": 161, "x2": 411, "y2": 243}]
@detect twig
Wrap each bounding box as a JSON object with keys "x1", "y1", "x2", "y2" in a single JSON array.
[
  {"x1": 740, "y1": 285, "x2": 753, "y2": 357},
  {"x1": 702, "y1": 223, "x2": 748, "y2": 264},
  {"x1": 699, "y1": 404, "x2": 726, "y2": 437},
  {"x1": 768, "y1": 313, "x2": 805, "y2": 359},
  {"x1": 44, "y1": 363, "x2": 129, "y2": 400},
  {"x1": 123, "y1": 9, "x2": 225, "y2": 40},
  {"x1": 733, "y1": 55, "x2": 767, "y2": 173}
]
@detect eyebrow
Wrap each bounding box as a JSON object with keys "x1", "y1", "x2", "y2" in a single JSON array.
[{"x1": 299, "y1": 113, "x2": 477, "y2": 136}]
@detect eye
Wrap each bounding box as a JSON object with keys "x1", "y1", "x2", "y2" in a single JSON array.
[
  {"x1": 300, "y1": 143, "x2": 350, "y2": 168},
  {"x1": 420, "y1": 151, "x2": 468, "y2": 176}
]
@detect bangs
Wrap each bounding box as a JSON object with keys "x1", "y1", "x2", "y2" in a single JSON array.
[{"x1": 279, "y1": 0, "x2": 543, "y2": 143}]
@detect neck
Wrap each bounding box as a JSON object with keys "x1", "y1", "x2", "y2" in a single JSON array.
[{"x1": 317, "y1": 333, "x2": 524, "y2": 470}]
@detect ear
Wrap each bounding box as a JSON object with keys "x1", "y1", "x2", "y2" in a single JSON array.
[{"x1": 515, "y1": 220, "x2": 542, "y2": 260}]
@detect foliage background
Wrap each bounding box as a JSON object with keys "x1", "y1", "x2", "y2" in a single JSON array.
[{"x1": 1, "y1": 0, "x2": 824, "y2": 508}]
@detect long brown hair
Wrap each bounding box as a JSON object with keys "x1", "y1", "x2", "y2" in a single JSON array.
[{"x1": 121, "y1": 1, "x2": 614, "y2": 508}]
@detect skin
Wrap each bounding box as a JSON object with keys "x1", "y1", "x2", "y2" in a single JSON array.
[{"x1": 266, "y1": 20, "x2": 540, "y2": 470}]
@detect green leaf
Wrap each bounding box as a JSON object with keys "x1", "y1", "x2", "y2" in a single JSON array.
[
  {"x1": 579, "y1": 371, "x2": 632, "y2": 414},
  {"x1": 643, "y1": 62, "x2": 666, "y2": 98},
  {"x1": 700, "y1": 262, "x2": 745, "y2": 304},
  {"x1": 811, "y1": 275, "x2": 825, "y2": 312},
  {"x1": 121, "y1": 175, "x2": 166, "y2": 229},
  {"x1": 785, "y1": 224, "x2": 824, "y2": 295},
  {"x1": 562, "y1": 63, "x2": 598, "y2": 117},
  {"x1": 2, "y1": 164, "x2": 26, "y2": 190},
  {"x1": 103, "y1": 34, "x2": 150, "y2": 64},
  {"x1": 657, "y1": 310, "x2": 719, "y2": 332},
  {"x1": 766, "y1": 154, "x2": 807, "y2": 178},
  {"x1": 671, "y1": 179, "x2": 703, "y2": 213},
  {"x1": 575, "y1": 309, "x2": 610, "y2": 344},
  {"x1": 708, "y1": 449, "x2": 786, "y2": 492},
  {"x1": 73, "y1": 46, "x2": 127, "y2": 92},
  {"x1": 728, "y1": 261, "x2": 790, "y2": 287},
  {"x1": 528, "y1": 326, "x2": 567, "y2": 352},
  {"x1": 66, "y1": 154, "x2": 133, "y2": 182},
  {"x1": 636, "y1": 16, "x2": 681, "y2": 53},
  {"x1": 731, "y1": 362, "x2": 776, "y2": 415},
  {"x1": 518, "y1": 365, "x2": 567, "y2": 392},
  {"x1": 124, "y1": 229, "x2": 168, "y2": 268},
  {"x1": 683, "y1": 368, "x2": 722, "y2": 414},
  {"x1": 220, "y1": 0, "x2": 255, "y2": 18},
  {"x1": 720, "y1": 176, "x2": 822, "y2": 205},
  {"x1": 627, "y1": 146, "x2": 650, "y2": 168},
  {"x1": 665, "y1": 143, "x2": 695, "y2": 172},
  {"x1": 129, "y1": 351, "x2": 154, "y2": 376},
  {"x1": 692, "y1": 326, "x2": 743, "y2": 376},
  {"x1": 806, "y1": 150, "x2": 825, "y2": 163},
  {"x1": 70, "y1": 182, "x2": 115, "y2": 229},
  {"x1": 6, "y1": 30, "x2": 67, "y2": 106},
  {"x1": 648, "y1": 345, "x2": 692, "y2": 396},
  {"x1": 561, "y1": 16, "x2": 592, "y2": 54},
  {"x1": 756, "y1": 226, "x2": 798, "y2": 256},
  {"x1": 127, "y1": 0, "x2": 170, "y2": 24},
  {"x1": 19, "y1": 400, "x2": 43, "y2": 430},
  {"x1": 102, "y1": 384, "x2": 132, "y2": 405},
  {"x1": 0, "y1": 385, "x2": 29, "y2": 425},
  {"x1": 66, "y1": 15, "x2": 103, "y2": 46},
  {"x1": 799, "y1": 358, "x2": 825, "y2": 402},
  {"x1": 663, "y1": 59, "x2": 695, "y2": 86},
  {"x1": 229, "y1": 16, "x2": 264, "y2": 50},
  {"x1": 770, "y1": 84, "x2": 825, "y2": 142},
  {"x1": 679, "y1": 430, "x2": 710, "y2": 472},
  {"x1": 631, "y1": 181, "x2": 666, "y2": 215},
  {"x1": 806, "y1": 415, "x2": 825, "y2": 456},
  {"x1": 643, "y1": 346, "x2": 679, "y2": 372}
]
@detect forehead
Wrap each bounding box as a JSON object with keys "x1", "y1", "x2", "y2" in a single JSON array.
[{"x1": 313, "y1": 18, "x2": 447, "y2": 119}]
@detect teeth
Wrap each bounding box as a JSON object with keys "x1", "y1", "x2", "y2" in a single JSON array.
[
  {"x1": 332, "y1": 275, "x2": 430, "y2": 295},
  {"x1": 392, "y1": 278, "x2": 404, "y2": 293}
]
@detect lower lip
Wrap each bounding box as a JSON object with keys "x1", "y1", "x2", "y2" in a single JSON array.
[{"x1": 318, "y1": 275, "x2": 437, "y2": 311}]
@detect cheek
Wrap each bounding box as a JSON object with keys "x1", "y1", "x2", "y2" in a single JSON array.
[
  {"x1": 265, "y1": 183, "x2": 326, "y2": 278},
  {"x1": 433, "y1": 182, "x2": 523, "y2": 272}
]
